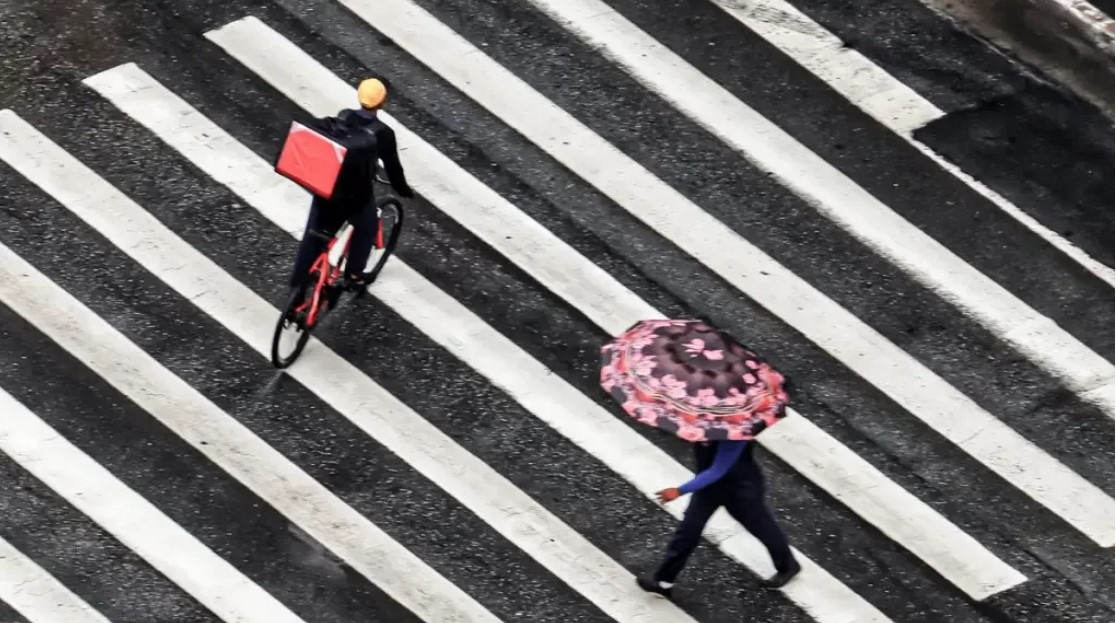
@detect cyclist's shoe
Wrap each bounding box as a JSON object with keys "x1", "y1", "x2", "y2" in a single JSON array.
[{"x1": 343, "y1": 273, "x2": 367, "y2": 296}]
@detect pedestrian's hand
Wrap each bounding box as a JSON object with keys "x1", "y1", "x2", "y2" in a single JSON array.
[{"x1": 656, "y1": 488, "x2": 681, "y2": 503}]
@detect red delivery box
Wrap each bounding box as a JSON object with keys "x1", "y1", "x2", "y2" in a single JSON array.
[{"x1": 275, "y1": 121, "x2": 349, "y2": 200}]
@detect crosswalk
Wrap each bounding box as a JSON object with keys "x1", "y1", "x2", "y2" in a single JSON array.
[
  {"x1": 0, "y1": 1, "x2": 1112, "y2": 622},
  {"x1": 0, "y1": 530, "x2": 110, "y2": 623},
  {"x1": 696, "y1": 0, "x2": 1116, "y2": 286}
]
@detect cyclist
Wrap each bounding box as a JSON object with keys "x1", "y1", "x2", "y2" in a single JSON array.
[{"x1": 287, "y1": 77, "x2": 415, "y2": 302}]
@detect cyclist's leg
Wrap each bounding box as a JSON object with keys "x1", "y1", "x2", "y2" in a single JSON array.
[
  {"x1": 342, "y1": 198, "x2": 380, "y2": 284},
  {"x1": 289, "y1": 197, "x2": 346, "y2": 289}
]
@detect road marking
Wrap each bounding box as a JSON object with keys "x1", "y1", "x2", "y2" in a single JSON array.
[
  {"x1": 0, "y1": 110, "x2": 501, "y2": 623},
  {"x1": 0, "y1": 107, "x2": 697, "y2": 623},
  {"x1": 88, "y1": 56, "x2": 890, "y2": 621},
  {"x1": 706, "y1": 0, "x2": 1115, "y2": 286},
  {"x1": 0, "y1": 384, "x2": 304, "y2": 623},
  {"x1": 1058, "y1": 0, "x2": 1116, "y2": 43},
  {"x1": 321, "y1": 0, "x2": 1115, "y2": 418},
  {"x1": 212, "y1": 10, "x2": 1116, "y2": 546},
  {"x1": 713, "y1": 0, "x2": 945, "y2": 135},
  {"x1": 0, "y1": 527, "x2": 111, "y2": 623},
  {"x1": 518, "y1": 0, "x2": 1115, "y2": 413},
  {"x1": 148, "y1": 29, "x2": 1022, "y2": 602}
]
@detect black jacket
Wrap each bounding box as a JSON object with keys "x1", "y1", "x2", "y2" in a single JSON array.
[{"x1": 337, "y1": 109, "x2": 414, "y2": 204}]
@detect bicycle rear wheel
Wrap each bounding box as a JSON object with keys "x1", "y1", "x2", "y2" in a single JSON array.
[
  {"x1": 271, "y1": 281, "x2": 314, "y2": 369},
  {"x1": 361, "y1": 198, "x2": 404, "y2": 283}
]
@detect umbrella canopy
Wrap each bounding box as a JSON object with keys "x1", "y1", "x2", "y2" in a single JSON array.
[{"x1": 600, "y1": 319, "x2": 789, "y2": 442}]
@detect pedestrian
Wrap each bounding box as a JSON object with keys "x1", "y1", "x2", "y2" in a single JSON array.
[
  {"x1": 597, "y1": 318, "x2": 800, "y2": 599},
  {"x1": 636, "y1": 439, "x2": 801, "y2": 598}
]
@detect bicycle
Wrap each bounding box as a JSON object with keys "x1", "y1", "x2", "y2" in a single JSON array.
[{"x1": 270, "y1": 173, "x2": 404, "y2": 368}]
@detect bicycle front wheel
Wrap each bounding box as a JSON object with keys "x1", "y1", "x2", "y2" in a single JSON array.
[{"x1": 361, "y1": 198, "x2": 404, "y2": 284}]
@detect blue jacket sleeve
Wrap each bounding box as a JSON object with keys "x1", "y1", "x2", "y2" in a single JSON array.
[{"x1": 678, "y1": 442, "x2": 746, "y2": 494}]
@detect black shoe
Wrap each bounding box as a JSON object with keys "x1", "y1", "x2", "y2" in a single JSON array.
[
  {"x1": 343, "y1": 274, "x2": 366, "y2": 294},
  {"x1": 636, "y1": 576, "x2": 673, "y2": 599},
  {"x1": 760, "y1": 559, "x2": 802, "y2": 589}
]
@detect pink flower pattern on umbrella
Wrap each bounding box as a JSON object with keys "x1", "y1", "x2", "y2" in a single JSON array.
[
  {"x1": 630, "y1": 352, "x2": 657, "y2": 376},
  {"x1": 600, "y1": 319, "x2": 789, "y2": 443},
  {"x1": 695, "y1": 388, "x2": 720, "y2": 408},
  {"x1": 676, "y1": 425, "x2": 707, "y2": 442},
  {"x1": 683, "y1": 338, "x2": 724, "y2": 361},
  {"x1": 659, "y1": 374, "x2": 689, "y2": 399}
]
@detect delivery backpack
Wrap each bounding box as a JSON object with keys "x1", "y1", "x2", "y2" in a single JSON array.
[{"x1": 274, "y1": 111, "x2": 378, "y2": 201}]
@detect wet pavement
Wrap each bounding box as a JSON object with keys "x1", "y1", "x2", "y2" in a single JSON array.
[{"x1": 0, "y1": 0, "x2": 1112, "y2": 622}]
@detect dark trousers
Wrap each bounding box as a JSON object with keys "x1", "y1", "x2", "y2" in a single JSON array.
[
  {"x1": 655, "y1": 487, "x2": 793, "y2": 583},
  {"x1": 289, "y1": 196, "x2": 378, "y2": 288}
]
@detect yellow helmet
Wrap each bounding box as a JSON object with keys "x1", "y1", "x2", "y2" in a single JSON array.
[{"x1": 357, "y1": 78, "x2": 387, "y2": 109}]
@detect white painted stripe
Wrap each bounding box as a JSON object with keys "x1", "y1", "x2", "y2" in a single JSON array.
[
  {"x1": 0, "y1": 385, "x2": 302, "y2": 623},
  {"x1": 0, "y1": 111, "x2": 500, "y2": 623},
  {"x1": 1057, "y1": 0, "x2": 1116, "y2": 42},
  {"x1": 189, "y1": 24, "x2": 1029, "y2": 602},
  {"x1": 0, "y1": 528, "x2": 110, "y2": 623},
  {"x1": 707, "y1": 0, "x2": 1115, "y2": 286},
  {"x1": 91, "y1": 56, "x2": 890, "y2": 622},
  {"x1": 0, "y1": 108, "x2": 695, "y2": 623},
  {"x1": 907, "y1": 142, "x2": 1115, "y2": 287},
  {"x1": 327, "y1": 0, "x2": 1116, "y2": 417},
  {"x1": 518, "y1": 0, "x2": 1116, "y2": 415},
  {"x1": 535, "y1": 0, "x2": 1111, "y2": 417},
  {"x1": 215, "y1": 9, "x2": 1116, "y2": 543},
  {"x1": 713, "y1": 0, "x2": 945, "y2": 135}
]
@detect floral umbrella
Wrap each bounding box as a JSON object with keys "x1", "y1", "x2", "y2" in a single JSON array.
[{"x1": 600, "y1": 319, "x2": 789, "y2": 442}]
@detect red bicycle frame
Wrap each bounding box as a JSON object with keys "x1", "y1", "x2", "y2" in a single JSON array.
[
  {"x1": 293, "y1": 220, "x2": 386, "y2": 328},
  {"x1": 294, "y1": 231, "x2": 352, "y2": 328}
]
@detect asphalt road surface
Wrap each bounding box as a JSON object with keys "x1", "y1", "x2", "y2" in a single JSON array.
[{"x1": 0, "y1": 0, "x2": 1113, "y2": 622}]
